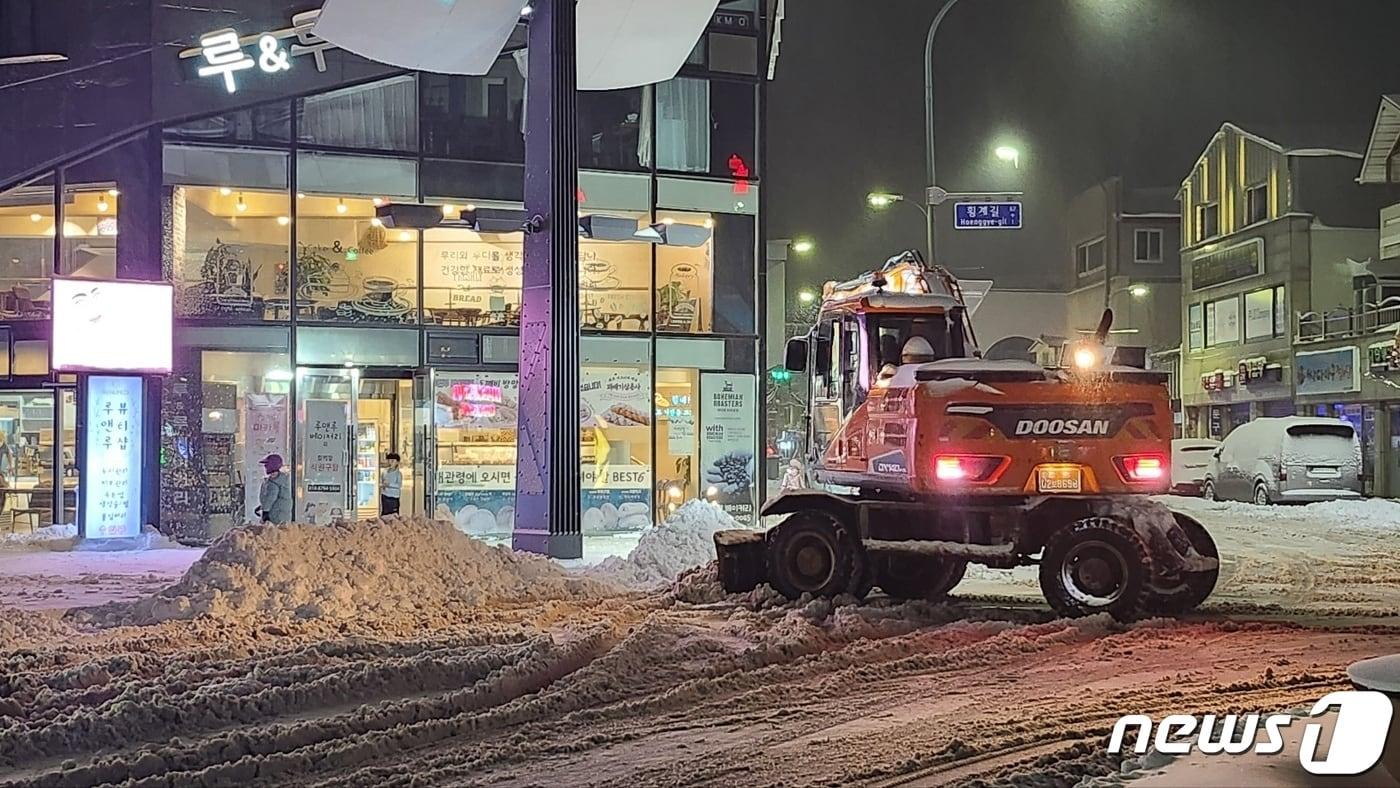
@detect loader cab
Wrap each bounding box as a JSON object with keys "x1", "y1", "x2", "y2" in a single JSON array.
[{"x1": 801, "y1": 304, "x2": 972, "y2": 464}]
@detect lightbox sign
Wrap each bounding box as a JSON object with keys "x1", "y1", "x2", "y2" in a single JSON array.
[
  {"x1": 176, "y1": 10, "x2": 335, "y2": 93},
  {"x1": 51, "y1": 278, "x2": 173, "y2": 374},
  {"x1": 83, "y1": 375, "x2": 145, "y2": 539}
]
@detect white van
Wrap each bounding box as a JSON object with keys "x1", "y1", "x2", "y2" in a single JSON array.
[
  {"x1": 1171, "y1": 438, "x2": 1220, "y2": 495},
  {"x1": 1203, "y1": 416, "x2": 1363, "y2": 505}
]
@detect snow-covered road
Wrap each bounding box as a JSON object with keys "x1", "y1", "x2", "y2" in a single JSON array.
[
  {"x1": 957, "y1": 495, "x2": 1400, "y2": 624},
  {"x1": 1, "y1": 500, "x2": 1399, "y2": 786}
]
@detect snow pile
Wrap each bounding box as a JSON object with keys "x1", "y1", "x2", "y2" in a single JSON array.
[
  {"x1": 589, "y1": 500, "x2": 742, "y2": 589},
  {"x1": 0, "y1": 604, "x2": 74, "y2": 649},
  {"x1": 0, "y1": 523, "x2": 78, "y2": 551},
  {"x1": 99, "y1": 516, "x2": 610, "y2": 625},
  {"x1": 1299, "y1": 497, "x2": 1400, "y2": 530}
]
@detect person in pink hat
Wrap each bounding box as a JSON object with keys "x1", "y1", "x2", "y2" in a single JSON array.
[{"x1": 255, "y1": 453, "x2": 293, "y2": 524}]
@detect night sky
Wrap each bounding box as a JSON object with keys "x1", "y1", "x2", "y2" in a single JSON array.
[{"x1": 767, "y1": 0, "x2": 1400, "y2": 294}]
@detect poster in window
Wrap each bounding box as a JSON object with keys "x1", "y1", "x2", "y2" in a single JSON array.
[
  {"x1": 301, "y1": 399, "x2": 349, "y2": 524},
  {"x1": 83, "y1": 375, "x2": 145, "y2": 539},
  {"x1": 433, "y1": 372, "x2": 519, "y2": 536},
  {"x1": 1213, "y1": 297, "x2": 1240, "y2": 344},
  {"x1": 1273, "y1": 287, "x2": 1287, "y2": 338},
  {"x1": 700, "y1": 372, "x2": 757, "y2": 524},
  {"x1": 1244, "y1": 289, "x2": 1274, "y2": 341},
  {"x1": 1188, "y1": 304, "x2": 1204, "y2": 351},
  {"x1": 580, "y1": 366, "x2": 653, "y2": 532},
  {"x1": 243, "y1": 394, "x2": 289, "y2": 523}
]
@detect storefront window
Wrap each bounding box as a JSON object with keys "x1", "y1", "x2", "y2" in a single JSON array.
[
  {"x1": 656, "y1": 210, "x2": 716, "y2": 333},
  {"x1": 161, "y1": 351, "x2": 291, "y2": 541},
  {"x1": 580, "y1": 88, "x2": 645, "y2": 171},
  {"x1": 421, "y1": 63, "x2": 525, "y2": 161},
  {"x1": 0, "y1": 179, "x2": 54, "y2": 320},
  {"x1": 295, "y1": 194, "x2": 418, "y2": 324},
  {"x1": 424, "y1": 216, "x2": 655, "y2": 331},
  {"x1": 434, "y1": 371, "x2": 518, "y2": 536},
  {"x1": 164, "y1": 104, "x2": 292, "y2": 146},
  {"x1": 656, "y1": 367, "x2": 700, "y2": 519},
  {"x1": 581, "y1": 354, "x2": 654, "y2": 536},
  {"x1": 0, "y1": 391, "x2": 75, "y2": 529},
  {"x1": 172, "y1": 186, "x2": 291, "y2": 320},
  {"x1": 60, "y1": 185, "x2": 118, "y2": 279},
  {"x1": 297, "y1": 76, "x2": 418, "y2": 153}
]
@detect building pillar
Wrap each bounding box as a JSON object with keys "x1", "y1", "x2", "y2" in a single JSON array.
[{"x1": 513, "y1": 0, "x2": 583, "y2": 559}]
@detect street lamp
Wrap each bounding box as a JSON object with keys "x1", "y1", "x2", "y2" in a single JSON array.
[
  {"x1": 1130, "y1": 284, "x2": 1150, "y2": 298},
  {"x1": 867, "y1": 192, "x2": 904, "y2": 209},
  {"x1": 792, "y1": 238, "x2": 815, "y2": 254},
  {"x1": 994, "y1": 145, "x2": 1021, "y2": 169},
  {"x1": 797, "y1": 289, "x2": 817, "y2": 304}
]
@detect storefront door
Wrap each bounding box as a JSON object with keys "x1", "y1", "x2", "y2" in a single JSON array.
[{"x1": 295, "y1": 367, "x2": 423, "y2": 523}]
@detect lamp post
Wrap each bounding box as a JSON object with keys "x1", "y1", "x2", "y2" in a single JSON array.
[{"x1": 924, "y1": 0, "x2": 961, "y2": 262}]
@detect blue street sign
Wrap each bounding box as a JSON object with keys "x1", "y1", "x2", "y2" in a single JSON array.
[{"x1": 953, "y1": 201, "x2": 1022, "y2": 230}]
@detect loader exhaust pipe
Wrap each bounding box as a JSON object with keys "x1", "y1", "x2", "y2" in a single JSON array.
[{"x1": 1094, "y1": 309, "x2": 1115, "y2": 344}]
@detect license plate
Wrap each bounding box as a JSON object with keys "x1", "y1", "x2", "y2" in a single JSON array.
[{"x1": 1038, "y1": 466, "x2": 1082, "y2": 493}]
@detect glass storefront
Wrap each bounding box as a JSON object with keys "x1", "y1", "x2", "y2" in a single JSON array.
[{"x1": 0, "y1": 391, "x2": 78, "y2": 530}]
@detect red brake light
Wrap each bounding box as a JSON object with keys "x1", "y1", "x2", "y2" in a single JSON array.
[
  {"x1": 934, "y1": 454, "x2": 1008, "y2": 483},
  {"x1": 1115, "y1": 454, "x2": 1167, "y2": 483}
]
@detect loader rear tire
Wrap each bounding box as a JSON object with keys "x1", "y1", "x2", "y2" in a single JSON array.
[
  {"x1": 1039, "y1": 516, "x2": 1152, "y2": 622},
  {"x1": 768, "y1": 511, "x2": 860, "y2": 600},
  {"x1": 1144, "y1": 513, "x2": 1219, "y2": 615},
  {"x1": 876, "y1": 555, "x2": 967, "y2": 602}
]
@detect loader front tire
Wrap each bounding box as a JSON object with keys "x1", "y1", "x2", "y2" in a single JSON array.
[
  {"x1": 768, "y1": 511, "x2": 859, "y2": 600},
  {"x1": 876, "y1": 554, "x2": 967, "y2": 602},
  {"x1": 1039, "y1": 516, "x2": 1152, "y2": 622},
  {"x1": 1144, "y1": 513, "x2": 1219, "y2": 615}
]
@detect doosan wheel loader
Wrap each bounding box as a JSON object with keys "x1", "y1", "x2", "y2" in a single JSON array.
[{"x1": 715, "y1": 251, "x2": 1219, "y2": 620}]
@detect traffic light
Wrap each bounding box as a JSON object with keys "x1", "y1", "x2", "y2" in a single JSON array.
[{"x1": 769, "y1": 368, "x2": 793, "y2": 384}]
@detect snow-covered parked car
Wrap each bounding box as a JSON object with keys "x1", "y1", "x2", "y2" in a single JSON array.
[
  {"x1": 1202, "y1": 416, "x2": 1363, "y2": 505},
  {"x1": 1170, "y1": 438, "x2": 1220, "y2": 496}
]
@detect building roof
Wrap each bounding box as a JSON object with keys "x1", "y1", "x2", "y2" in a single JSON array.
[
  {"x1": 1359, "y1": 95, "x2": 1400, "y2": 185},
  {"x1": 1122, "y1": 186, "x2": 1179, "y2": 217},
  {"x1": 1180, "y1": 122, "x2": 1365, "y2": 191}
]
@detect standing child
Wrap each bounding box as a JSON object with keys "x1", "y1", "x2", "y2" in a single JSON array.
[{"x1": 380, "y1": 452, "x2": 402, "y2": 516}]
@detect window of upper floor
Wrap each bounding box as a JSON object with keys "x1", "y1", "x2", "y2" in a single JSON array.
[
  {"x1": 1134, "y1": 228, "x2": 1163, "y2": 263},
  {"x1": 1245, "y1": 183, "x2": 1268, "y2": 226},
  {"x1": 1195, "y1": 202, "x2": 1220, "y2": 243},
  {"x1": 1075, "y1": 237, "x2": 1105, "y2": 276}
]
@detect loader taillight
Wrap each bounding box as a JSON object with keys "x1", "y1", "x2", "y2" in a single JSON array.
[
  {"x1": 934, "y1": 454, "x2": 1008, "y2": 483},
  {"x1": 1115, "y1": 454, "x2": 1167, "y2": 483}
]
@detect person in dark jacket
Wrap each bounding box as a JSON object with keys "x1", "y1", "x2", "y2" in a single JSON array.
[{"x1": 256, "y1": 454, "x2": 293, "y2": 524}]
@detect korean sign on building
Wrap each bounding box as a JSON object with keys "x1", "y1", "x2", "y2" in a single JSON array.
[
  {"x1": 83, "y1": 376, "x2": 145, "y2": 539},
  {"x1": 1296, "y1": 347, "x2": 1360, "y2": 397},
  {"x1": 177, "y1": 10, "x2": 335, "y2": 94}
]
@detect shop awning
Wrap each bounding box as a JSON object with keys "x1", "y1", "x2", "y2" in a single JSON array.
[
  {"x1": 1359, "y1": 95, "x2": 1400, "y2": 184},
  {"x1": 312, "y1": 0, "x2": 720, "y2": 90}
]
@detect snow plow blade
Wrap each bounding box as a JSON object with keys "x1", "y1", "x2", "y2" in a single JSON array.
[{"x1": 714, "y1": 529, "x2": 767, "y2": 593}]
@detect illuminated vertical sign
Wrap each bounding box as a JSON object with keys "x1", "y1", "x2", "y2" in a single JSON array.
[{"x1": 83, "y1": 375, "x2": 145, "y2": 539}]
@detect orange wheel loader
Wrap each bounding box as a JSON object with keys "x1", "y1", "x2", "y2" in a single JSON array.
[{"x1": 715, "y1": 251, "x2": 1218, "y2": 620}]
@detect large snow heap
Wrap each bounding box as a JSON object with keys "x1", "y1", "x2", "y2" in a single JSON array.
[
  {"x1": 590, "y1": 499, "x2": 742, "y2": 589},
  {"x1": 108, "y1": 516, "x2": 609, "y2": 624}
]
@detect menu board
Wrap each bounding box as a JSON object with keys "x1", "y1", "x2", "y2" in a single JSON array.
[
  {"x1": 83, "y1": 375, "x2": 144, "y2": 539},
  {"x1": 700, "y1": 373, "x2": 757, "y2": 524},
  {"x1": 243, "y1": 394, "x2": 289, "y2": 522},
  {"x1": 301, "y1": 399, "x2": 349, "y2": 524}
]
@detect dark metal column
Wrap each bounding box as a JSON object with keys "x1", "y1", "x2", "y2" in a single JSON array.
[{"x1": 513, "y1": 0, "x2": 582, "y2": 558}]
